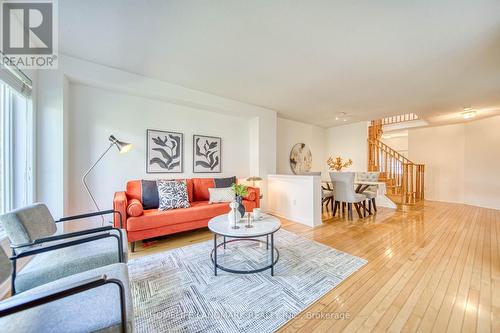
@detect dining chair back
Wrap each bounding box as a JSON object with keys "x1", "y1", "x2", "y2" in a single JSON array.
[
  {"x1": 356, "y1": 172, "x2": 380, "y2": 192},
  {"x1": 355, "y1": 172, "x2": 379, "y2": 214},
  {"x1": 329, "y1": 172, "x2": 362, "y2": 203},
  {"x1": 329, "y1": 172, "x2": 366, "y2": 220}
]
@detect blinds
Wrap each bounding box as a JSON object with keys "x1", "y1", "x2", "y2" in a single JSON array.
[{"x1": 0, "y1": 52, "x2": 32, "y2": 97}]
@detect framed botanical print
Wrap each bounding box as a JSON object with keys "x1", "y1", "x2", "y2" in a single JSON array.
[
  {"x1": 147, "y1": 129, "x2": 183, "y2": 173},
  {"x1": 193, "y1": 135, "x2": 222, "y2": 173}
]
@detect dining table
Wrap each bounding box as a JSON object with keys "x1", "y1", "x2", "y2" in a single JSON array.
[
  {"x1": 321, "y1": 180, "x2": 396, "y2": 209},
  {"x1": 354, "y1": 181, "x2": 381, "y2": 193}
]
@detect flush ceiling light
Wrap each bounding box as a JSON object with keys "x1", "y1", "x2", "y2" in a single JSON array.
[
  {"x1": 334, "y1": 112, "x2": 349, "y2": 122},
  {"x1": 461, "y1": 108, "x2": 476, "y2": 119}
]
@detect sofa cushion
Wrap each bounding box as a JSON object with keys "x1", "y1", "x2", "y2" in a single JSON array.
[
  {"x1": 126, "y1": 180, "x2": 142, "y2": 202},
  {"x1": 2, "y1": 263, "x2": 133, "y2": 333},
  {"x1": 141, "y1": 179, "x2": 159, "y2": 209},
  {"x1": 192, "y1": 178, "x2": 215, "y2": 201},
  {"x1": 126, "y1": 179, "x2": 194, "y2": 204},
  {"x1": 245, "y1": 187, "x2": 257, "y2": 201},
  {"x1": 127, "y1": 199, "x2": 143, "y2": 217},
  {"x1": 184, "y1": 178, "x2": 194, "y2": 202},
  {"x1": 208, "y1": 187, "x2": 235, "y2": 204},
  {"x1": 214, "y1": 176, "x2": 236, "y2": 188},
  {"x1": 241, "y1": 199, "x2": 257, "y2": 212},
  {"x1": 157, "y1": 180, "x2": 190, "y2": 210},
  {"x1": 127, "y1": 200, "x2": 257, "y2": 232},
  {"x1": 127, "y1": 201, "x2": 230, "y2": 231}
]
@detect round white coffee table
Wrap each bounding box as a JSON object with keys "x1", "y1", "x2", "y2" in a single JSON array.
[{"x1": 208, "y1": 213, "x2": 281, "y2": 276}]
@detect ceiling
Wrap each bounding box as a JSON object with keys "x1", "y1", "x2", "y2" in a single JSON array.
[{"x1": 59, "y1": 0, "x2": 500, "y2": 127}]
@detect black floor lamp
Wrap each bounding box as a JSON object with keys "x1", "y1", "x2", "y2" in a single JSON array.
[{"x1": 82, "y1": 135, "x2": 132, "y2": 225}]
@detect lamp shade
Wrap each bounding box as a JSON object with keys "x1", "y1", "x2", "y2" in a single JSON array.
[{"x1": 109, "y1": 135, "x2": 132, "y2": 153}]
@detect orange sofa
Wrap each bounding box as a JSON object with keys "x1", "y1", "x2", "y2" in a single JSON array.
[{"x1": 113, "y1": 178, "x2": 260, "y2": 250}]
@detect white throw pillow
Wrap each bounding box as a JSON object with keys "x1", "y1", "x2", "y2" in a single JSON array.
[
  {"x1": 157, "y1": 180, "x2": 190, "y2": 211},
  {"x1": 208, "y1": 187, "x2": 235, "y2": 204}
]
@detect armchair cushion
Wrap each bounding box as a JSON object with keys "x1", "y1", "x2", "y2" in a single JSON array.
[
  {"x1": 0, "y1": 246, "x2": 11, "y2": 284},
  {"x1": 0, "y1": 203, "x2": 56, "y2": 246},
  {"x1": 14, "y1": 231, "x2": 128, "y2": 293},
  {"x1": 1, "y1": 263, "x2": 134, "y2": 333},
  {"x1": 127, "y1": 199, "x2": 143, "y2": 217}
]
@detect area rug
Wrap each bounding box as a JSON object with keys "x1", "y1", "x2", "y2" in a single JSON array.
[{"x1": 128, "y1": 229, "x2": 367, "y2": 333}]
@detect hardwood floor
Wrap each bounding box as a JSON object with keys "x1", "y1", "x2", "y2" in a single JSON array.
[{"x1": 129, "y1": 201, "x2": 499, "y2": 332}]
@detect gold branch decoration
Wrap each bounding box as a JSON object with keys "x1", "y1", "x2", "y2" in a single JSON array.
[{"x1": 327, "y1": 156, "x2": 353, "y2": 171}]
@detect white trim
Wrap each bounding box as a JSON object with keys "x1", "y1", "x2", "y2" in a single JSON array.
[{"x1": 1, "y1": 85, "x2": 13, "y2": 212}]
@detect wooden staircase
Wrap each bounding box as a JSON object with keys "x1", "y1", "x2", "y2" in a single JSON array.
[{"x1": 368, "y1": 121, "x2": 425, "y2": 205}]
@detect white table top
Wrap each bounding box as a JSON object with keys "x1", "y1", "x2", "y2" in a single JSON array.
[
  {"x1": 322, "y1": 180, "x2": 383, "y2": 185},
  {"x1": 354, "y1": 181, "x2": 384, "y2": 185},
  {"x1": 208, "y1": 214, "x2": 281, "y2": 238}
]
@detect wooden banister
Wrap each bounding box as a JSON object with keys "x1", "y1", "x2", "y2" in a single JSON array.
[
  {"x1": 377, "y1": 113, "x2": 419, "y2": 126},
  {"x1": 368, "y1": 138, "x2": 425, "y2": 204}
]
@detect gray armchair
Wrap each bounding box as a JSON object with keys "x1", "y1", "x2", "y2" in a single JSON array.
[
  {"x1": 329, "y1": 172, "x2": 366, "y2": 220},
  {"x1": 0, "y1": 203, "x2": 128, "y2": 294},
  {"x1": 0, "y1": 246, "x2": 134, "y2": 332}
]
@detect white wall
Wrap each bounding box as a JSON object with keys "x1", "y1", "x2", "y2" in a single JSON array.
[
  {"x1": 36, "y1": 55, "x2": 277, "y2": 219},
  {"x1": 408, "y1": 115, "x2": 500, "y2": 210},
  {"x1": 464, "y1": 116, "x2": 500, "y2": 210},
  {"x1": 267, "y1": 174, "x2": 322, "y2": 227},
  {"x1": 68, "y1": 83, "x2": 252, "y2": 215},
  {"x1": 408, "y1": 124, "x2": 465, "y2": 204},
  {"x1": 381, "y1": 131, "x2": 408, "y2": 157},
  {"x1": 325, "y1": 121, "x2": 369, "y2": 173},
  {"x1": 36, "y1": 70, "x2": 68, "y2": 217},
  {"x1": 276, "y1": 118, "x2": 326, "y2": 175}
]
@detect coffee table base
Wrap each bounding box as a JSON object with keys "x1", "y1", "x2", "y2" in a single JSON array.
[{"x1": 211, "y1": 237, "x2": 279, "y2": 276}]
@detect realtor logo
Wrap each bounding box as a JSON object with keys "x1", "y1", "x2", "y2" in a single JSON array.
[{"x1": 1, "y1": 0, "x2": 58, "y2": 68}]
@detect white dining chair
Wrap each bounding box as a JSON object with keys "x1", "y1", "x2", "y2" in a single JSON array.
[
  {"x1": 329, "y1": 172, "x2": 366, "y2": 220},
  {"x1": 355, "y1": 172, "x2": 380, "y2": 214}
]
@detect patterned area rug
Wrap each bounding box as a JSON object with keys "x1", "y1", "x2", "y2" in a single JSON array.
[{"x1": 128, "y1": 229, "x2": 367, "y2": 333}]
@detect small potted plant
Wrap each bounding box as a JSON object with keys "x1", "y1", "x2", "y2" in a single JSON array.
[{"x1": 231, "y1": 183, "x2": 248, "y2": 219}]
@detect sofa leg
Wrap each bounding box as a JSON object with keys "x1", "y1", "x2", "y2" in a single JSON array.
[{"x1": 131, "y1": 241, "x2": 136, "y2": 253}]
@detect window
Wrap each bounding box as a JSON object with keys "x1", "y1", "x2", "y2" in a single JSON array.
[{"x1": 0, "y1": 78, "x2": 34, "y2": 237}]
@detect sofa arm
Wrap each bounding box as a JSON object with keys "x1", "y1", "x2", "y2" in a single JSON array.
[
  {"x1": 113, "y1": 192, "x2": 128, "y2": 230},
  {"x1": 246, "y1": 186, "x2": 260, "y2": 208}
]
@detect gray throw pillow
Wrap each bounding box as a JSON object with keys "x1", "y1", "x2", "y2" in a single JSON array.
[
  {"x1": 214, "y1": 176, "x2": 236, "y2": 188},
  {"x1": 141, "y1": 179, "x2": 159, "y2": 209},
  {"x1": 157, "y1": 180, "x2": 190, "y2": 211}
]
